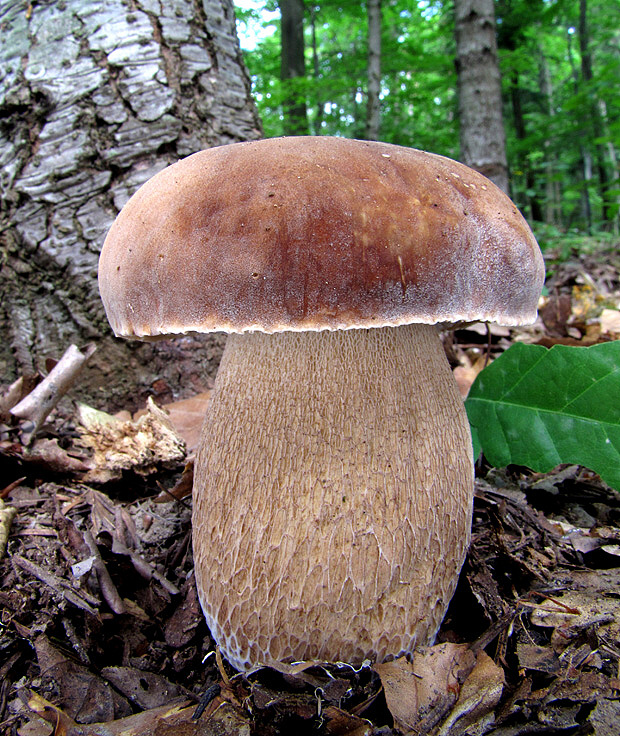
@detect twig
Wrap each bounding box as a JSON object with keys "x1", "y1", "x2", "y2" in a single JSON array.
[
  {"x1": 192, "y1": 683, "x2": 221, "y2": 721},
  {"x1": 12, "y1": 555, "x2": 99, "y2": 614},
  {"x1": 483, "y1": 322, "x2": 492, "y2": 367},
  {"x1": 215, "y1": 648, "x2": 231, "y2": 687},
  {"x1": 0, "y1": 477, "x2": 27, "y2": 500},
  {"x1": 519, "y1": 590, "x2": 581, "y2": 615},
  {"x1": 0, "y1": 500, "x2": 18, "y2": 560},
  {"x1": 83, "y1": 530, "x2": 126, "y2": 614},
  {"x1": 62, "y1": 617, "x2": 91, "y2": 665},
  {"x1": 0, "y1": 375, "x2": 40, "y2": 416},
  {"x1": 10, "y1": 343, "x2": 96, "y2": 441}
]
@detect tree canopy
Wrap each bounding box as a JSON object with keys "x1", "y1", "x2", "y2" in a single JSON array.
[{"x1": 234, "y1": 0, "x2": 620, "y2": 235}]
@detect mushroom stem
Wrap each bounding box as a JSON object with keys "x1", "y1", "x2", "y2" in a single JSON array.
[{"x1": 193, "y1": 323, "x2": 474, "y2": 671}]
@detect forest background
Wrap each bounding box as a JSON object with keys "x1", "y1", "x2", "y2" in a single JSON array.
[
  {"x1": 234, "y1": 0, "x2": 620, "y2": 244},
  {"x1": 1, "y1": 0, "x2": 618, "y2": 398},
  {"x1": 2, "y1": 2, "x2": 620, "y2": 732}
]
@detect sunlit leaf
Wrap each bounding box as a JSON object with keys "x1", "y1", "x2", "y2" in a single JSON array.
[{"x1": 465, "y1": 342, "x2": 620, "y2": 489}]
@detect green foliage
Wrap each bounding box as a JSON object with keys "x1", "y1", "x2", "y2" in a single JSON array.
[
  {"x1": 531, "y1": 222, "x2": 618, "y2": 258},
  {"x1": 234, "y1": 0, "x2": 620, "y2": 233},
  {"x1": 465, "y1": 341, "x2": 620, "y2": 490},
  {"x1": 236, "y1": 0, "x2": 458, "y2": 156},
  {"x1": 497, "y1": 0, "x2": 620, "y2": 229}
]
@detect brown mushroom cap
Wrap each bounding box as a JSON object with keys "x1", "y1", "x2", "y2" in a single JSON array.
[{"x1": 98, "y1": 136, "x2": 544, "y2": 337}]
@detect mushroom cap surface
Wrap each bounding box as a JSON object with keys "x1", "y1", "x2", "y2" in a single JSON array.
[{"x1": 98, "y1": 136, "x2": 544, "y2": 337}]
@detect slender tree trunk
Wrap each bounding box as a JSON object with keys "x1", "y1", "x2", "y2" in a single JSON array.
[
  {"x1": 279, "y1": 0, "x2": 309, "y2": 135},
  {"x1": 365, "y1": 0, "x2": 381, "y2": 141},
  {"x1": 310, "y1": 5, "x2": 324, "y2": 134},
  {"x1": 538, "y1": 47, "x2": 563, "y2": 227},
  {"x1": 579, "y1": 0, "x2": 612, "y2": 225},
  {"x1": 510, "y1": 70, "x2": 543, "y2": 221},
  {"x1": 567, "y1": 26, "x2": 593, "y2": 232},
  {"x1": 0, "y1": 0, "x2": 261, "y2": 406},
  {"x1": 454, "y1": 0, "x2": 509, "y2": 193},
  {"x1": 598, "y1": 99, "x2": 620, "y2": 235}
]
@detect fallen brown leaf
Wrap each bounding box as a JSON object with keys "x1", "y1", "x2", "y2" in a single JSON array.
[
  {"x1": 131, "y1": 391, "x2": 211, "y2": 454},
  {"x1": 25, "y1": 691, "x2": 250, "y2": 736},
  {"x1": 453, "y1": 354, "x2": 487, "y2": 398},
  {"x1": 24, "y1": 438, "x2": 91, "y2": 475},
  {"x1": 159, "y1": 391, "x2": 211, "y2": 453},
  {"x1": 516, "y1": 642, "x2": 561, "y2": 674},
  {"x1": 34, "y1": 635, "x2": 131, "y2": 723},
  {"x1": 155, "y1": 459, "x2": 194, "y2": 503},
  {"x1": 437, "y1": 651, "x2": 504, "y2": 735},
  {"x1": 164, "y1": 582, "x2": 203, "y2": 648},
  {"x1": 528, "y1": 571, "x2": 620, "y2": 651},
  {"x1": 101, "y1": 666, "x2": 184, "y2": 710},
  {"x1": 374, "y1": 643, "x2": 475, "y2": 733},
  {"x1": 323, "y1": 705, "x2": 373, "y2": 735},
  {"x1": 540, "y1": 292, "x2": 572, "y2": 336}
]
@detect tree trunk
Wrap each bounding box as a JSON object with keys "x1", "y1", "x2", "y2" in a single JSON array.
[
  {"x1": 279, "y1": 0, "x2": 309, "y2": 136},
  {"x1": 538, "y1": 46, "x2": 563, "y2": 227},
  {"x1": 509, "y1": 70, "x2": 543, "y2": 221},
  {"x1": 454, "y1": 0, "x2": 509, "y2": 193},
  {"x1": 309, "y1": 5, "x2": 324, "y2": 134},
  {"x1": 598, "y1": 98, "x2": 620, "y2": 235},
  {"x1": 566, "y1": 25, "x2": 593, "y2": 231},
  {"x1": 0, "y1": 0, "x2": 261, "y2": 408},
  {"x1": 365, "y1": 0, "x2": 381, "y2": 141},
  {"x1": 579, "y1": 0, "x2": 612, "y2": 226}
]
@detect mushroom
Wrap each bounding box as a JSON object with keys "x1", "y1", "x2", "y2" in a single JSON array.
[{"x1": 99, "y1": 137, "x2": 544, "y2": 671}]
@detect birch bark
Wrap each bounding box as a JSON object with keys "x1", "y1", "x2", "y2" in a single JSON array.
[{"x1": 0, "y1": 0, "x2": 261, "y2": 404}]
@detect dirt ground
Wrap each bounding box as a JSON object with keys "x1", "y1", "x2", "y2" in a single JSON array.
[{"x1": 1, "y1": 245, "x2": 619, "y2": 735}]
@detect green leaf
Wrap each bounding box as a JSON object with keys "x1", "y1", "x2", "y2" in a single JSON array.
[
  {"x1": 470, "y1": 424, "x2": 481, "y2": 463},
  {"x1": 465, "y1": 341, "x2": 620, "y2": 490}
]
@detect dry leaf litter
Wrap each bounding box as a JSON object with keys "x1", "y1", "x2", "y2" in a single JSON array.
[{"x1": 1, "y1": 248, "x2": 619, "y2": 736}]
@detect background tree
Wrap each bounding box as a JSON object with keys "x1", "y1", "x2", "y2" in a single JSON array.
[
  {"x1": 239, "y1": 1, "x2": 456, "y2": 149},
  {"x1": 365, "y1": 0, "x2": 382, "y2": 140},
  {"x1": 236, "y1": 0, "x2": 619, "y2": 237},
  {"x1": 454, "y1": 0, "x2": 509, "y2": 192},
  {"x1": 279, "y1": 0, "x2": 309, "y2": 134},
  {"x1": 496, "y1": 0, "x2": 545, "y2": 220},
  {"x1": 0, "y1": 0, "x2": 261, "y2": 404},
  {"x1": 578, "y1": 0, "x2": 617, "y2": 229}
]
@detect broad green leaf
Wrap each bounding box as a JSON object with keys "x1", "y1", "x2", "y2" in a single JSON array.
[{"x1": 465, "y1": 341, "x2": 620, "y2": 490}]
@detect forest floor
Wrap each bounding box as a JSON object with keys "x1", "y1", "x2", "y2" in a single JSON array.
[{"x1": 1, "y1": 242, "x2": 619, "y2": 736}]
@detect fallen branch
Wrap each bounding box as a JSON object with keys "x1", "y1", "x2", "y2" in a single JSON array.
[
  {"x1": 12, "y1": 555, "x2": 100, "y2": 615},
  {"x1": 10, "y1": 344, "x2": 96, "y2": 441},
  {"x1": 0, "y1": 476, "x2": 27, "y2": 500},
  {"x1": 0, "y1": 375, "x2": 41, "y2": 418}
]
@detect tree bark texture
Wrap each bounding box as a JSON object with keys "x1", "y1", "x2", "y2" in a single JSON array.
[
  {"x1": 365, "y1": 0, "x2": 381, "y2": 141},
  {"x1": 454, "y1": 0, "x2": 509, "y2": 193},
  {"x1": 279, "y1": 0, "x2": 309, "y2": 135},
  {"x1": 0, "y1": 0, "x2": 261, "y2": 406},
  {"x1": 309, "y1": 6, "x2": 324, "y2": 134}
]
